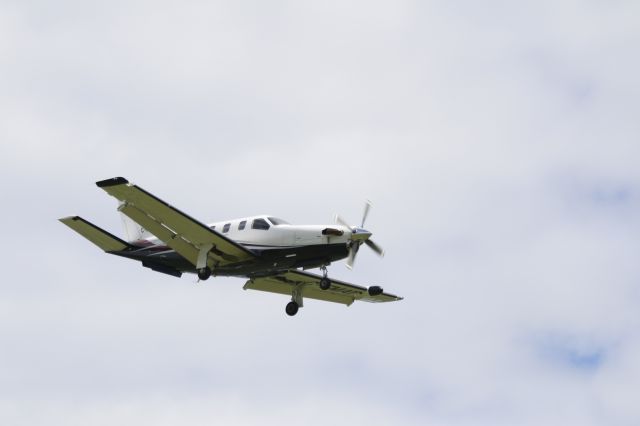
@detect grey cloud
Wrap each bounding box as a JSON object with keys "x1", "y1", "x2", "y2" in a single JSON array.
[{"x1": 1, "y1": 0, "x2": 640, "y2": 425}]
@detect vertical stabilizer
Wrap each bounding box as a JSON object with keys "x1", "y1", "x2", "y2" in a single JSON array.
[{"x1": 118, "y1": 201, "x2": 153, "y2": 242}]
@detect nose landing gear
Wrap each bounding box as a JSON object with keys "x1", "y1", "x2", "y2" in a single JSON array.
[{"x1": 319, "y1": 265, "x2": 331, "y2": 290}]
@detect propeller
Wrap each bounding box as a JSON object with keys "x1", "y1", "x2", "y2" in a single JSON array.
[
  {"x1": 335, "y1": 200, "x2": 385, "y2": 269},
  {"x1": 361, "y1": 201, "x2": 371, "y2": 228}
]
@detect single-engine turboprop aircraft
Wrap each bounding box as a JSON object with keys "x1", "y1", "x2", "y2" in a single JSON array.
[{"x1": 59, "y1": 177, "x2": 402, "y2": 316}]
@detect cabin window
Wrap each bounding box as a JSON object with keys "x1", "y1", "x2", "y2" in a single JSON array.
[
  {"x1": 222, "y1": 223, "x2": 231, "y2": 233},
  {"x1": 268, "y1": 217, "x2": 290, "y2": 225},
  {"x1": 238, "y1": 220, "x2": 246, "y2": 230},
  {"x1": 252, "y1": 218, "x2": 270, "y2": 230}
]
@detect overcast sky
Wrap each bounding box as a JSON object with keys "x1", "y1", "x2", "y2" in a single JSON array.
[{"x1": 1, "y1": 1, "x2": 639, "y2": 425}]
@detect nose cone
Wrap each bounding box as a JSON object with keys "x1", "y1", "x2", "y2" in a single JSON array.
[{"x1": 351, "y1": 227, "x2": 372, "y2": 240}]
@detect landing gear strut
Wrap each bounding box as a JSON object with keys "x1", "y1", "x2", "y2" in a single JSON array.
[
  {"x1": 286, "y1": 286, "x2": 304, "y2": 316},
  {"x1": 319, "y1": 265, "x2": 331, "y2": 290},
  {"x1": 197, "y1": 267, "x2": 212, "y2": 281}
]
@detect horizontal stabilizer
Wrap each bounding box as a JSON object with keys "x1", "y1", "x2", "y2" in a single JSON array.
[{"x1": 59, "y1": 216, "x2": 133, "y2": 252}]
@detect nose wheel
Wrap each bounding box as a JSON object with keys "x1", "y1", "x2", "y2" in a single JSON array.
[{"x1": 319, "y1": 277, "x2": 331, "y2": 290}]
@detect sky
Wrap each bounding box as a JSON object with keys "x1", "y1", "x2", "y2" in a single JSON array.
[{"x1": 1, "y1": 0, "x2": 639, "y2": 425}]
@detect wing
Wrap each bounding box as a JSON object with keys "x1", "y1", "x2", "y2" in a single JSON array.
[
  {"x1": 96, "y1": 177, "x2": 255, "y2": 268},
  {"x1": 243, "y1": 269, "x2": 402, "y2": 306},
  {"x1": 59, "y1": 216, "x2": 135, "y2": 252}
]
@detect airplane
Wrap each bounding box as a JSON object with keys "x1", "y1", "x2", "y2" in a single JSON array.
[{"x1": 59, "y1": 177, "x2": 402, "y2": 316}]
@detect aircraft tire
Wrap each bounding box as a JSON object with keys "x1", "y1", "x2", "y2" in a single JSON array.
[
  {"x1": 285, "y1": 301, "x2": 299, "y2": 316},
  {"x1": 319, "y1": 277, "x2": 331, "y2": 290},
  {"x1": 197, "y1": 267, "x2": 212, "y2": 281}
]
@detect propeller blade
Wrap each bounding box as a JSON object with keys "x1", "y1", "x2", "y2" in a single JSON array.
[
  {"x1": 365, "y1": 239, "x2": 385, "y2": 257},
  {"x1": 361, "y1": 200, "x2": 372, "y2": 228},
  {"x1": 345, "y1": 250, "x2": 356, "y2": 269},
  {"x1": 334, "y1": 214, "x2": 352, "y2": 229},
  {"x1": 345, "y1": 242, "x2": 360, "y2": 269}
]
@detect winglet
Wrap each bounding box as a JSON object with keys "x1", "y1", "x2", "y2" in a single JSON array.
[{"x1": 96, "y1": 177, "x2": 129, "y2": 188}]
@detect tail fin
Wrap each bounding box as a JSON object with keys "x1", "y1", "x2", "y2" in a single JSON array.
[
  {"x1": 118, "y1": 202, "x2": 153, "y2": 242},
  {"x1": 59, "y1": 216, "x2": 134, "y2": 252}
]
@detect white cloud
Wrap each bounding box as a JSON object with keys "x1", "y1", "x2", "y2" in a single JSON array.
[{"x1": 1, "y1": 0, "x2": 639, "y2": 424}]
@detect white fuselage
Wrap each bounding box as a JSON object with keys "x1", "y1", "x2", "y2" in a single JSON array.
[
  {"x1": 144, "y1": 215, "x2": 354, "y2": 249},
  {"x1": 208, "y1": 216, "x2": 352, "y2": 248}
]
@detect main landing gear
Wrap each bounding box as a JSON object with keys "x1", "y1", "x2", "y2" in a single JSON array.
[
  {"x1": 285, "y1": 265, "x2": 333, "y2": 316},
  {"x1": 197, "y1": 267, "x2": 212, "y2": 281},
  {"x1": 286, "y1": 285, "x2": 304, "y2": 316},
  {"x1": 285, "y1": 301, "x2": 299, "y2": 316}
]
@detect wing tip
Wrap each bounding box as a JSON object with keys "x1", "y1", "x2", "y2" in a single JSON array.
[
  {"x1": 59, "y1": 215, "x2": 80, "y2": 223},
  {"x1": 96, "y1": 177, "x2": 129, "y2": 188},
  {"x1": 386, "y1": 293, "x2": 403, "y2": 301}
]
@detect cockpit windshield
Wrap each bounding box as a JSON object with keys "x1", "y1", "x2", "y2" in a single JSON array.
[
  {"x1": 267, "y1": 217, "x2": 290, "y2": 225},
  {"x1": 252, "y1": 218, "x2": 270, "y2": 230}
]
